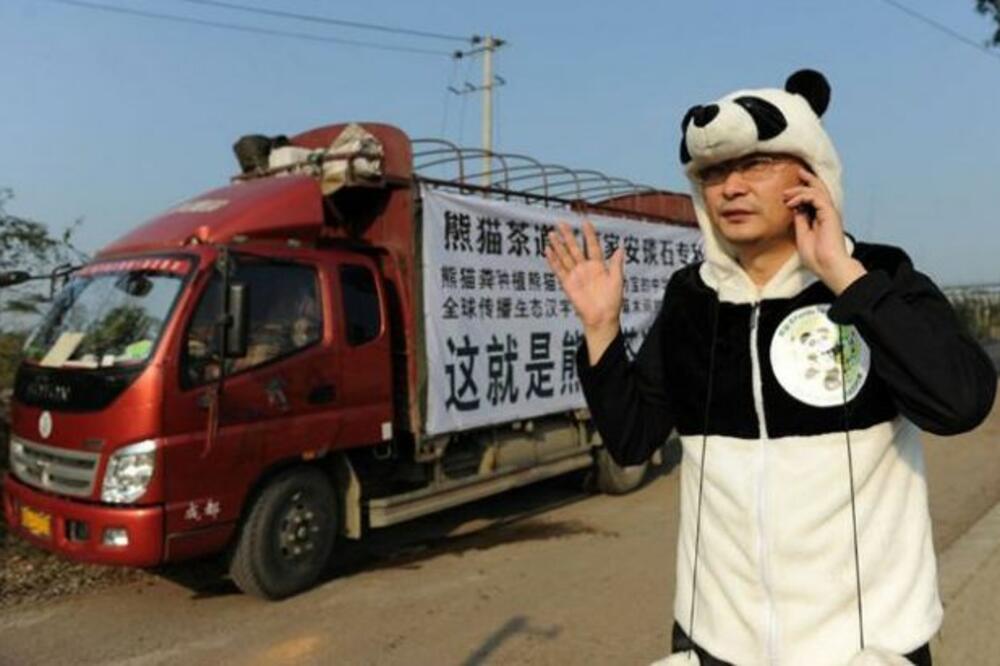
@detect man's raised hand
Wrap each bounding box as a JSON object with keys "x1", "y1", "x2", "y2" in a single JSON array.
[{"x1": 544, "y1": 220, "x2": 624, "y2": 364}]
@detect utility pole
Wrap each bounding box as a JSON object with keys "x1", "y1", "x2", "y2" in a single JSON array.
[
  {"x1": 449, "y1": 35, "x2": 506, "y2": 188},
  {"x1": 481, "y1": 35, "x2": 495, "y2": 188}
]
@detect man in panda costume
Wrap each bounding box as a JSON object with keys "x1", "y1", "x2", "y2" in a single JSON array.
[{"x1": 545, "y1": 69, "x2": 996, "y2": 665}]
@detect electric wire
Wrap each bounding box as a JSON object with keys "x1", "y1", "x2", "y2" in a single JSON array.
[
  {"x1": 458, "y1": 56, "x2": 472, "y2": 146},
  {"x1": 494, "y1": 54, "x2": 502, "y2": 153},
  {"x1": 877, "y1": 0, "x2": 1000, "y2": 62},
  {"x1": 174, "y1": 0, "x2": 474, "y2": 44},
  {"x1": 42, "y1": 0, "x2": 456, "y2": 57},
  {"x1": 441, "y1": 57, "x2": 460, "y2": 139}
]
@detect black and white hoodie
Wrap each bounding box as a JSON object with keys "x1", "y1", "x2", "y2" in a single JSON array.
[{"x1": 576, "y1": 71, "x2": 996, "y2": 666}]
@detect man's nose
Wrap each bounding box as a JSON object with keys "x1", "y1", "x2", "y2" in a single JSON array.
[{"x1": 721, "y1": 170, "x2": 749, "y2": 197}]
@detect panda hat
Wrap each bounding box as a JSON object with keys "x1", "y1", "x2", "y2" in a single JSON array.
[{"x1": 679, "y1": 69, "x2": 846, "y2": 301}]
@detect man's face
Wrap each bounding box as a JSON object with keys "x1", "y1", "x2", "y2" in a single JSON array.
[{"x1": 699, "y1": 153, "x2": 807, "y2": 248}]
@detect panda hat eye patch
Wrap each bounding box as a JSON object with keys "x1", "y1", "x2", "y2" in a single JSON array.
[{"x1": 732, "y1": 96, "x2": 788, "y2": 141}]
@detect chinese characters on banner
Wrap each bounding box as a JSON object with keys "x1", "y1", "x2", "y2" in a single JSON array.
[{"x1": 421, "y1": 186, "x2": 702, "y2": 436}]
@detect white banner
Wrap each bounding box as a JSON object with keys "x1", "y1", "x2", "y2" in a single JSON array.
[{"x1": 420, "y1": 186, "x2": 702, "y2": 436}]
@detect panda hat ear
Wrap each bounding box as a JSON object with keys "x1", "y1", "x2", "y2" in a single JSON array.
[{"x1": 785, "y1": 69, "x2": 830, "y2": 117}]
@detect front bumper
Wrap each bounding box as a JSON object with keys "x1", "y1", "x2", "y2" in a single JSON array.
[{"x1": 2, "y1": 472, "x2": 164, "y2": 567}]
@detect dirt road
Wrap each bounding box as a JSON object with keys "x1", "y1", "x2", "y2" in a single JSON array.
[{"x1": 1, "y1": 397, "x2": 998, "y2": 666}]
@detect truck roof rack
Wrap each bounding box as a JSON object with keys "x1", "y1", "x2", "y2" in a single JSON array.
[{"x1": 411, "y1": 138, "x2": 692, "y2": 225}]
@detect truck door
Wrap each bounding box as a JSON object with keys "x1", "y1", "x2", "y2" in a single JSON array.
[
  {"x1": 327, "y1": 257, "x2": 393, "y2": 448},
  {"x1": 161, "y1": 256, "x2": 341, "y2": 538}
]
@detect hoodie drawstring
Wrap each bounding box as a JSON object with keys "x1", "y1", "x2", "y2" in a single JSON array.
[
  {"x1": 687, "y1": 297, "x2": 722, "y2": 648},
  {"x1": 837, "y1": 324, "x2": 866, "y2": 652}
]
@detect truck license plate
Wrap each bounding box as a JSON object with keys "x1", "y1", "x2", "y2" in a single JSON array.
[{"x1": 20, "y1": 505, "x2": 52, "y2": 540}]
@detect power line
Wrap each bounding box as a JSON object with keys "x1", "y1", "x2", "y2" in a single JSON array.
[
  {"x1": 877, "y1": 0, "x2": 1000, "y2": 62},
  {"x1": 440, "y1": 57, "x2": 460, "y2": 138},
  {"x1": 458, "y1": 56, "x2": 472, "y2": 145},
  {"x1": 42, "y1": 0, "x2": 456, "y2": 57},
  {"x1": 174, "y1": 0, "x2": 476, "y2": 44},
  {"x1": 495, "y1": 72, "x2": 502, "y2": 152}
]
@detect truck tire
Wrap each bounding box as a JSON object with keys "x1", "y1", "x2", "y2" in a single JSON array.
[
  {"x1": 594, "y1": 446, "x2": 648, "y2": 495},
  {"x1": 229, "y1": 467, "x2": 338, "y2": 600}
]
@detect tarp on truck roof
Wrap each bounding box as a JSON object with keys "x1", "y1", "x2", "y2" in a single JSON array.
[{"x1": 268, "y1": 123, "x2": 385, "y2": 196}]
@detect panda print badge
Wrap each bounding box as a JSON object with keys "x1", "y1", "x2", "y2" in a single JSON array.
[{"x1": 770, "y1": 305, "x2": 870, "y2": 407}]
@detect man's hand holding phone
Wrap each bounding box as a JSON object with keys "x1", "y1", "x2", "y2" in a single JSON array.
[{"x1": 784, "y1": 167, "x2": 867, "y2": 295}]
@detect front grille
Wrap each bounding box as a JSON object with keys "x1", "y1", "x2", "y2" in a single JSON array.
[{"x1": 9, "y1": 436, "x2": 100, "y2": 497}]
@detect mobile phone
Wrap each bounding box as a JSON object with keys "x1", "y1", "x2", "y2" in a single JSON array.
[{"x1": 797, "y1": 203, "x2": 817, "y2": 225}]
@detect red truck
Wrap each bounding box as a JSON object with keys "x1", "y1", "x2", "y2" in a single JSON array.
[{"x1": 2, "y1": 122, "x2": 699, "y2": 599}]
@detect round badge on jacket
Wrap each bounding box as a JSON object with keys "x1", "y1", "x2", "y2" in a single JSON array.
[{"x1": 770, "y1": 304, "x2": 870, "y2": 407}]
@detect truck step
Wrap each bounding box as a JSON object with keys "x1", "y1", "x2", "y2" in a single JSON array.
[{"x1": 366, "y1": 452, "x2": 593, "y2": 528}]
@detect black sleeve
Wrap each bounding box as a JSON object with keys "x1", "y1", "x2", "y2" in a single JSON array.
[
  {"x1": 575, "y1": 282, "x2": 677, "y2": 467},
  {"x1": 827, "y1": 252, "x2": 997, "y2": 435}
]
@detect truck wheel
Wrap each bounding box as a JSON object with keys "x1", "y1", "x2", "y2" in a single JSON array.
[
  {"x1": 594, "y1": 446, "x2": 648, "y2": 495},
  {"x1": 229, "y1": 467, "x2": 338, "y2": 600}
]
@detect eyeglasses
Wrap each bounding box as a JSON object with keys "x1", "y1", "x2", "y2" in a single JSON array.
[{"x1": 696, "y1": 154, "x2": 794, "y2": 187}]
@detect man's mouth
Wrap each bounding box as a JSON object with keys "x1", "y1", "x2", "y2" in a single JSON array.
[{"x1": 720, "y1": 208, "x2": 755, "y2": 219}]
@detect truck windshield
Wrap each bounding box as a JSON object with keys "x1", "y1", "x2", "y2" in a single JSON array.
[{"x1": 22, "y1": 257, "x2": 192, "y2": 369}]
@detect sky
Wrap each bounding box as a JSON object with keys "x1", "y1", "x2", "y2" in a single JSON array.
[{"x1": 1, "y1": 0, "x2": 998, "y2": 286}]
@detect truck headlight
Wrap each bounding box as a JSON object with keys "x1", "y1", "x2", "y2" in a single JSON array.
[
  {"x1": 101, "y1": 440, "x2": 157, "y2": 503},
  {"x1": 9, "y1": 438, "x2": 23, "y2": 467}
]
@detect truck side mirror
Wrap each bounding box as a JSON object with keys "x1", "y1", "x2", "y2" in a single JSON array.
[
  {"x1": 0, "y1": 271, "x2": 31, "y2": 288},
  {"x1": 224, "y1": 282, "x2": 249, "y2": 358}
]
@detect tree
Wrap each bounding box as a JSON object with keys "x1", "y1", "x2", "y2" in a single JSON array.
[
  {"x1": 0, "y1": 188, "x2": 86, "y2": 326},
  {"x1": 978, "y1": 0, "x2": 1000, "y2": 46},
  {"x1": 0, "y1": 190, "x2": 86, "y2": 468}
]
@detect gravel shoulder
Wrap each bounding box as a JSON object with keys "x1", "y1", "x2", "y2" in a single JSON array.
[{"x1": 0, "y1": 493, "x2": 149, "y2": 610}]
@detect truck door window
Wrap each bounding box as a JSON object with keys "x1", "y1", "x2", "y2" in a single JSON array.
[
  {"x1": 182, "y1": 261, "x2": 322, "y2": 387},
  {"x1": 340, "y1": 265, "x2": 380, "y2": 346}
]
